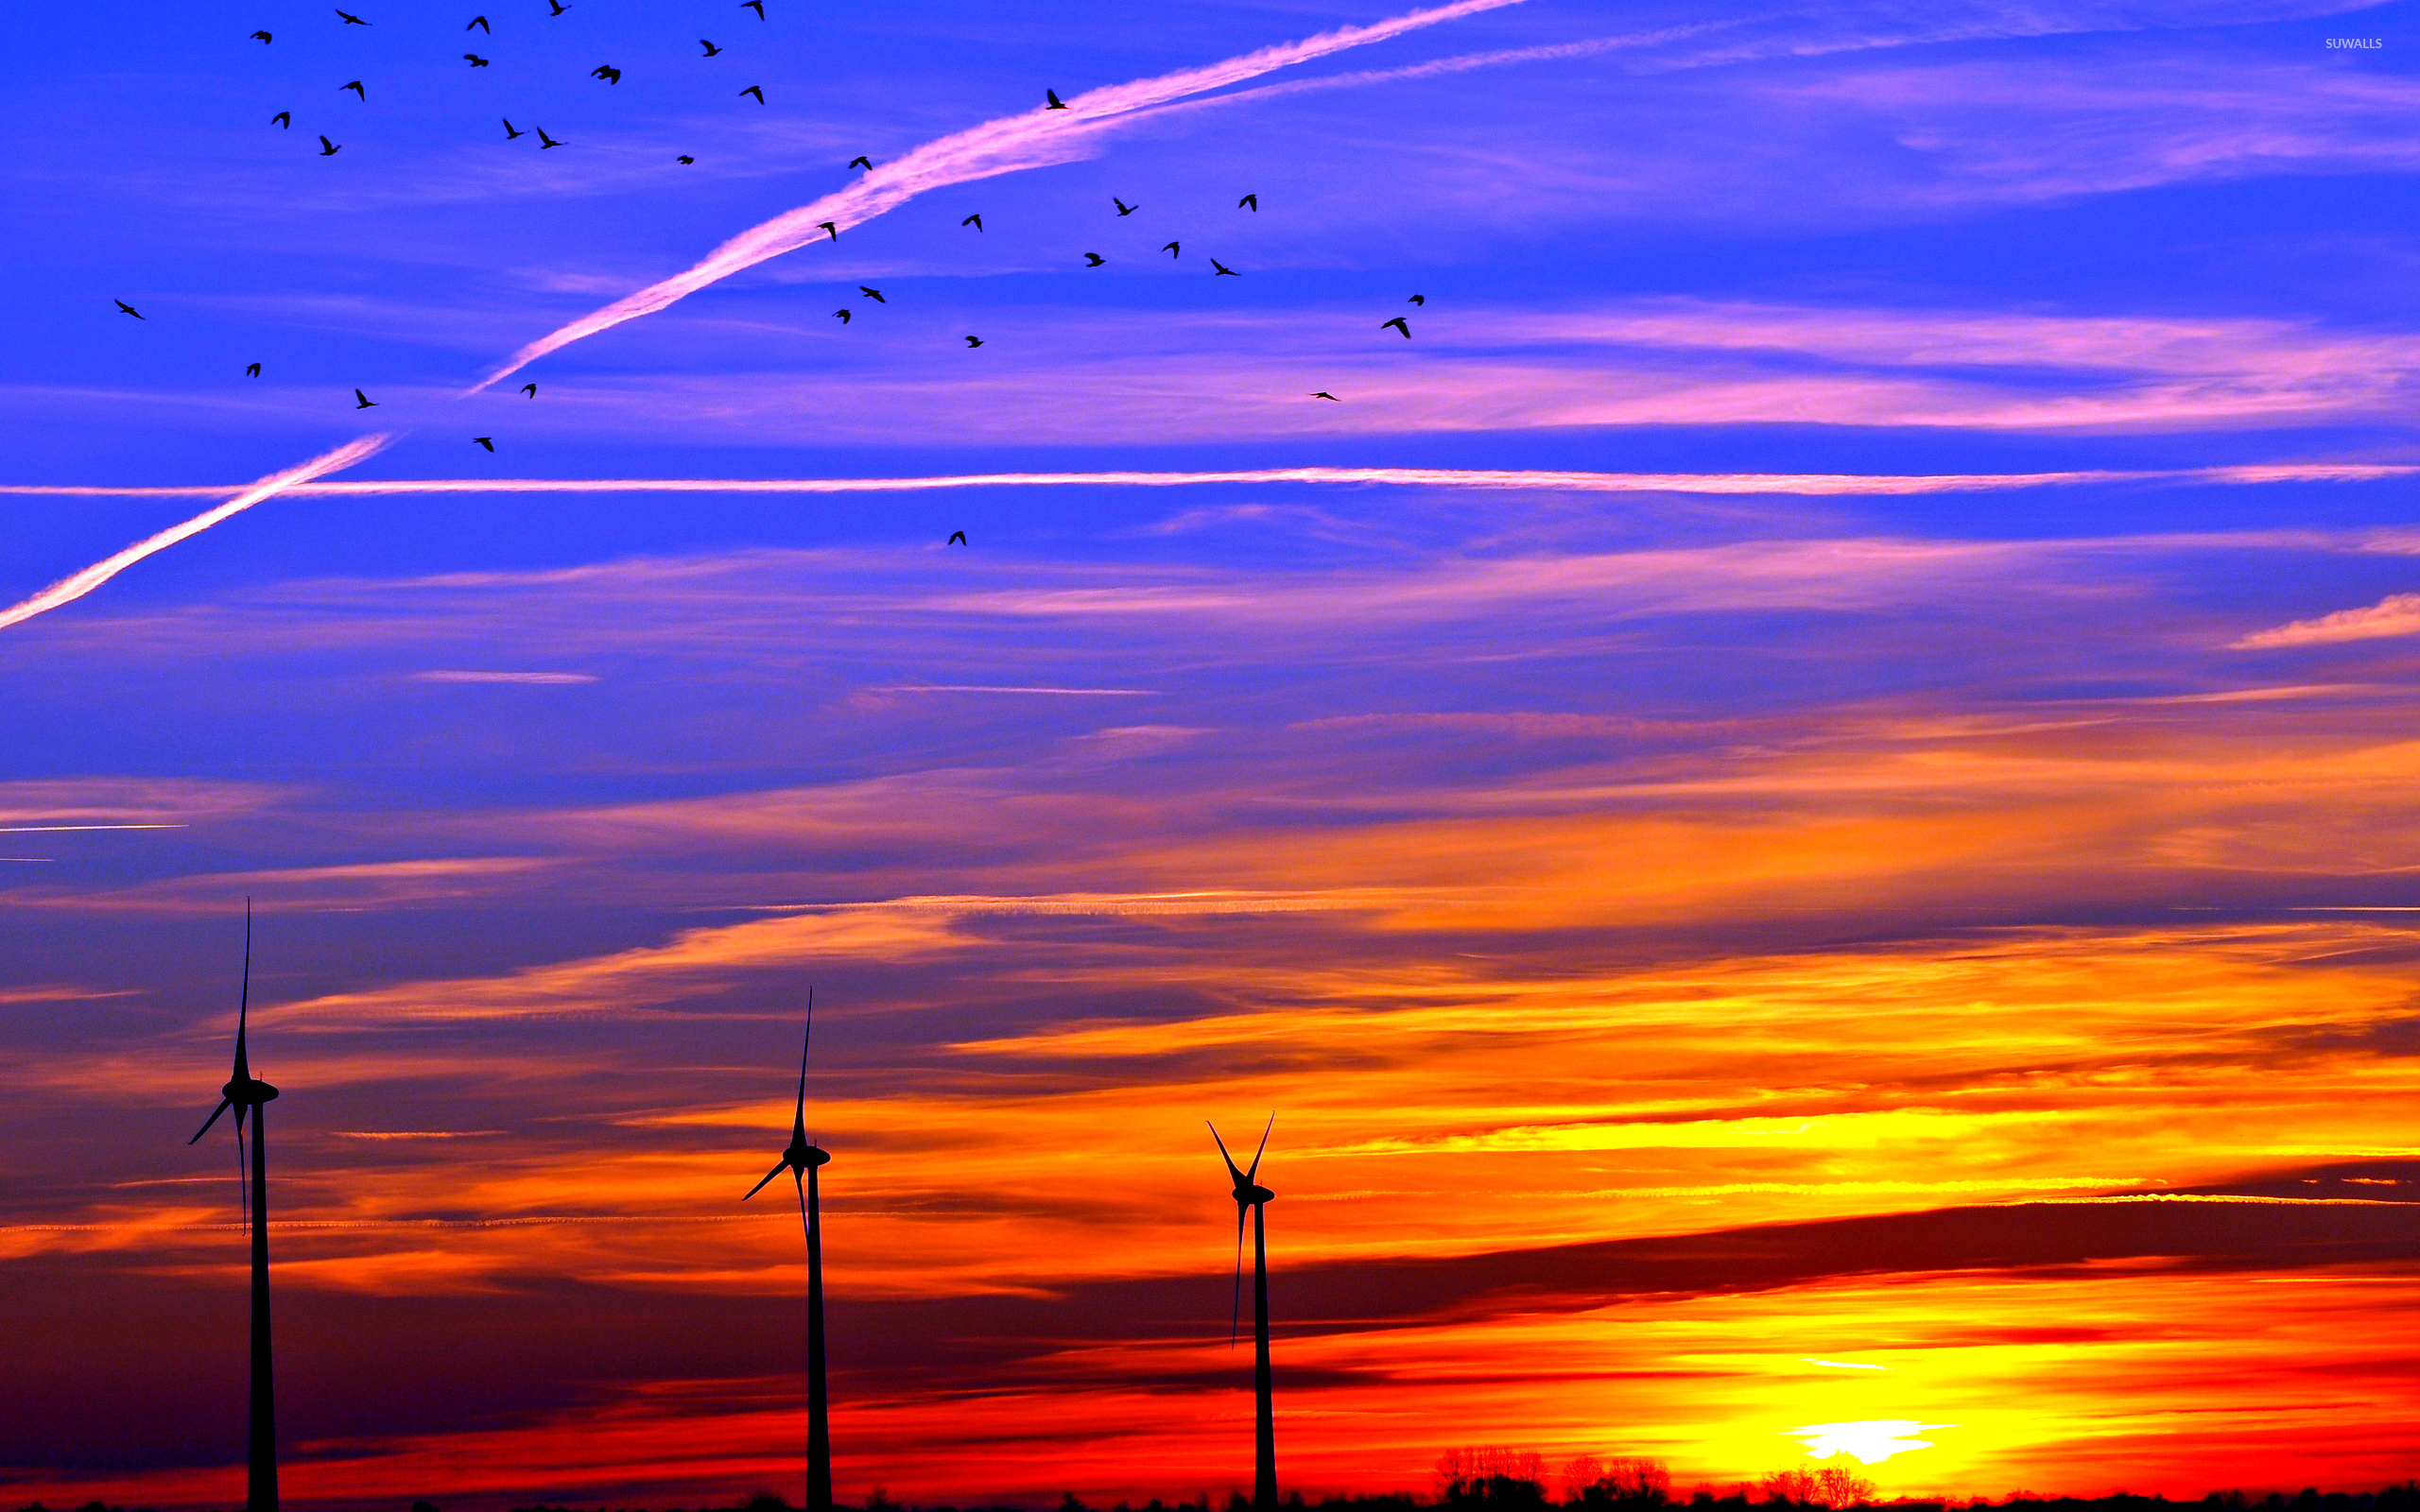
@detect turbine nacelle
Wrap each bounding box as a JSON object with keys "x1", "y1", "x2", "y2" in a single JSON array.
[{"x1": 1232, "y1": 1181, "x2": 1273, "y2": 1208}]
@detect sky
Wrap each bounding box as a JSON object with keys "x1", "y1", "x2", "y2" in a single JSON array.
[{"x1": 9, "y1": 0, "x2": 2420, "y2": 1506}]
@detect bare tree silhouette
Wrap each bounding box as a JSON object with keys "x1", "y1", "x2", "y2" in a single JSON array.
[{"x1": 1759, "y1": 1466, "x2": 1874, "y2": 1509}]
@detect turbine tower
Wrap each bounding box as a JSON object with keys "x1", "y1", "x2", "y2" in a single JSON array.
[
  {"x1": 1211, "y1": 1117, "x2": 1277, "y2": 1512},
  {"x1": 745, "y1": 994, "x2": 833, "y2": 1512},
  {"x1": 190, "y1": 903, "x2": 280, "y2": 1512}
]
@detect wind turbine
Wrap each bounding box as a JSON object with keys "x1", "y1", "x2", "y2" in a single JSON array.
[
  {"x1": 745, "y1": 993, "x2": 833, "y2": 1512},
  {"x1": 1211, "y1": 1116, "x2": 1278, "y2": 1512},
  {"x1": 190, "y1": 902, "x2": 281, "y2": 1512}
]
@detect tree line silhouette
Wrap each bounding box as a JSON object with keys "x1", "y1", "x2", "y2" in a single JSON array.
[{"x1": 21, "y1": 1478, "x2": 2420, "y2": 1512}]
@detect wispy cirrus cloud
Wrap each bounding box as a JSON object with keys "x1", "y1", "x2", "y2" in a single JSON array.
[{"x1": 2233, "y1": 593, "x2": 2420, "y2": 649}]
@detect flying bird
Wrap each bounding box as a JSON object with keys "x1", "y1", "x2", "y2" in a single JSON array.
[
  {"x1": 353, "y1": 388, "x2": 377, "y2": 408},
  {"x1": 1309, "y1": 391, "x2": 1339, "y2": 401},
  {"x1": 859, "y1": 285, "x2": 885, "y2": 302},
  {"x1": 1211, "y1": 258, "x2": 1237, "y2": 276},
  {"x1": 1381, "y1": 317, "x2": 1410, "y2": 337},
  {"x1": 677, "y1": 154, "x2": 694, "y2": 163},
  {"x1": 502, "y1": 116, "x2": 525, "y2": 138},
  {"x1": 467, "y1": 15, "x2": 489, "y2": 31},
  {"x1": 848, "y1": 155, "x2": 871, "y2": 170},
  {"x1": 521, "y1": 383, "x2": 537, "y2": 396},
  {"x1": 961, "y1": 213, "x2": 982, "y2": 232},
  {"x1": 947, "y1": 530, "x2": 966, "y2": 544},
  {"x1": 832, "y1": 308, "x2": 850, "y2": 324},
  {"x1": 340, "y1": 79, "x2": 365, "y2": 98},
  {"x1": 318, "y1": 135, "x2": 341, "y2": 155},
  {"x1": 114, "y1": 301, "x2": 143, "y2": 319},
  {"x1": 547, "y1": 0, "x2": 566, "y2": 13},
  {"x1": 700, "y1": 38, "x2": 721, "y2": 55},
  {"x1": 1162, "y1": 240, "x2": 1180, "y2": 257},
  {"x1": 1408, "y1": 294, "x2": 1426, "y2": 305},
  {"x1": 739, "y1": 84, "x2": 764, "y2": 102},
  {"x1": 270, "y1": 111, "x2": 291, "y2": 128},
  {"x1": 251, "y1": 30, "x2": 272, "y2": 43},
  {"x1": 536, "y1": 126, "x2": 562, "y2": 147},
  {"x1": 464, "y1": 52, "x2": 489, "y2": 64},
  {"x1": 817, "y1": 220, "x2": 837, "y2": 240},
  {"x1": 473, "y1": 437, "x2": 493, "y2": 452},
  {"x1": 1113, "y1": 196, "x2": 1136, "y2": 215},
  {"x1": 1083, "y1": 251, "x2": 1104, "y2": 266},
  {"x1": 334, "y1": 8, "x2": 368, "y2": 23},
  {"x1": 246, "y1": 363, "x2": 262, "y2": 377},
  {"x1": 1046, "y1": 88, "x2": 1068, "y2": 110},
  {"x1": 591, "y1": 64, "x2": 621, "y2": 83},
  {"x1": 742, "y1": 0, "x2": 765, "y2": 15},
  {"x1": 1238, "y1": 193, "x2": 1257, "y2": 211},
  {"x1": 963, "y1": 335, "x2": 982, "y2": 348}
]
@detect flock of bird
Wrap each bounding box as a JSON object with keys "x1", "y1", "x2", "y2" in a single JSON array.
[{"x1": 113, "y1": 3, "x2": 1435, "y2": 540}]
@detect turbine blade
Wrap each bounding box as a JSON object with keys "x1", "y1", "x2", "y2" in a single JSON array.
[
  {"x1": 1231, "y1": 1203, "x2": 1246, "y2": 1347},
  {"x1": 1247, "y1": 1112, "x2": 1273, "y2": 1181},
  {"x1": 189, "y1": 1096, "x2": 233, "y2": 1144},
  {"x1": 792, "y1": 988, "x2": 812, "y2": 1138},
  {"x1": 1207, "y1": 1121, "x2": 1244, "y2": 1184},
  {"x1": 742, "y1": 1159, "x2": 788, "y2": 1201},
  {"x1": 232, "y1": 898, "x2": 253, "y2": 1078}
]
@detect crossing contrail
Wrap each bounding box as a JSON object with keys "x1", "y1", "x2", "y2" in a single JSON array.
[
  {"x1": 470, "y1": 0, "x2": 1528, "y2": 390},
  {"x1": 1, "y1": 462, "x2": 2406, "y2": 502},
  {"x1": 0, "y1": 434, "x2": 389, "y2": 632}
]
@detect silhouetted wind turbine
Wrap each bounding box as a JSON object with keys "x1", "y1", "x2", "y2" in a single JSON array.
[
  {"x1": 744, "y1": 995, "x2": 834, "y2": 1512},
  {"x1": 190, "y1": 902, "x2": 281, "y2": 1512},
  {"x1": 1212, "y1": 1117, "x2": 1278, "y2": 1512}
]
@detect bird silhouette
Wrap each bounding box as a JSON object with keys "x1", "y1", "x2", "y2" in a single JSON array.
[
  {"x1": 964, "y1": 335, "x2": 983, "y2": 348},
  {"x1": 547, "y1": 0, "x2": 566, "y2": 13},
  {"x1": 1309, "y1": 391, "x2": 1339, "y2": 401},
  {"x1": 849, "y1": 155, "x2": 872, "y2": 171},
  {"x1": 114, "y1": 301, "x2": 143, "y2": 319},
  {"x1": 947, "y1": 530, "x2": 967, "y2": 544},
  {"x1": 335, "y1": 8, "x2": 368, "y2": 23},
  {"x1": 1238, "y1": 193, "x2": 1257, "y2": 211},
  {"x1": 246, "y1": 363, "x2": 262, "y2": 377},
  {"x1": 271, "y1": 111, "x2": 291, "y2": 128},
  {"x1": 739, "y1": 84, "x2": 764, "y2": 102},
  {"x1": 1211, "y1": 258, "x2": 1238, "y2": 276},
  {"x1": 521, "y1": 383, "x2": 537, "y2": 397},
  {"x1": 536, "y1": 127, "x2": 562, "y2": 147},
  {"x1": 677, "y1": 154, "x2": 695, "y2": 163},
  {"x1": 1162, "y1": 240, "x2": 1180, "y2": 257},
  {"x1": 251, "y1": 29, "x2": 273, "y2": 43},
  {"x1": 742, "y1": 0, "x2": 765, "y2": 15},
  {"x1": 1381, "y1": 317, "x2": 1410, "y2": 337},
  {"x1": 961, "y1": 213, "x2": 982, "y2": 232},
  {"x1": 700, "y1": 38, "x2": 722, "y2": 56},
  {"x1": 1408, "y1": 294, "x2": 1426, "y2": 305},
  {"x1": 473, "y1": 437, "x2": 493, "y2": 452},
  {"x1": 817, "y1": 220, "x2": 837, "y2": 240},
  {"x1": 859, "y1": 285, "x2": 885, "y2": 302},
  {"x1": 832, "y1": 308, "x2": 851, "y2": 324},
  {"x1": 464, "y1": 52, "x2": 489, "y2": 64},
  {"x1": 318, "y1": 135, "x2": 341, "y2": 155},
  {"x1": 591, "y1": 64, "x2": 621, "y2": 83},
  {"x1": 341, "y1": 79, "x2": 365, "y2": 98},
  {"x1": 502, "y1": 116, "x2": 525, "y2": 138},
  {"x1": 1046, "y1": 88, "x2": 1068, "y2": 110},
  {"x1": 1083, "y1": 252, "x2": 1104, "y2": 266},
  {"x1": 1113, "y1": 197, "x2": 1136, "y2": 215},
  {"x1": 467, "y1": 15, "x2": 489, "y2": 31},
  {"x1": 353, "y1": 388, "x2": 377, "y2": 408}
]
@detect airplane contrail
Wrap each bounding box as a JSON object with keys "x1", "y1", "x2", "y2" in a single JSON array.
[
  {"x1": 0, "y1": 435, "x2": 389, "y2": 633},
  {"x1": 2, "y1": 463, "x2": 2407, "y2": 501},
  {"x1": 470, "y1": 0, "x2": 1528, "y2": 390}
]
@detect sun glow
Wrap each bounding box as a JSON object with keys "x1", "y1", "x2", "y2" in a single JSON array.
[{"x1": 1787, "y1": 1421, "x2": 1948, "y2": 1465}]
